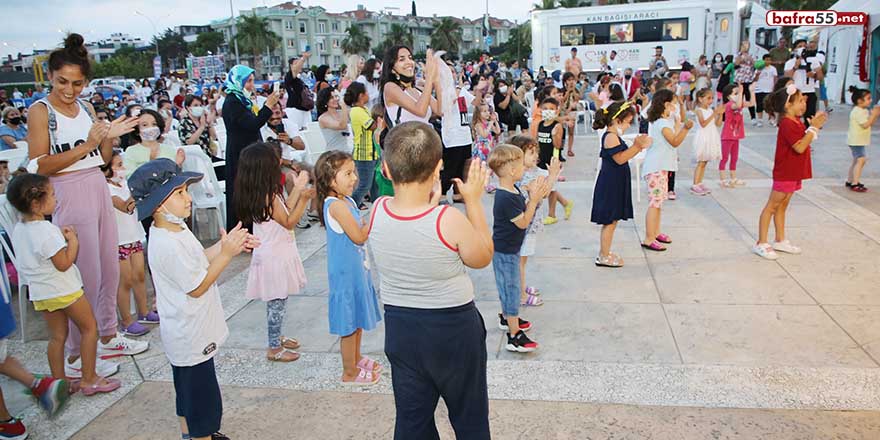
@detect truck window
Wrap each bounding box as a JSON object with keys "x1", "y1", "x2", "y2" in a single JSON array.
[{"x1": 560, "y1": 18, "x2": 689, "y2": 46}]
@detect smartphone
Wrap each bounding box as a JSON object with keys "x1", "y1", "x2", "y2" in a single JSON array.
[
  {"x1": 304, "y1": 45, "x2": 311, "y2": 53},
  {"x1": 273, "y1": 81, "x2": 280, "y2": 94}
]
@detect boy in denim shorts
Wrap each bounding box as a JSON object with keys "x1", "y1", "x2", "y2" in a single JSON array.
[{"x1": 488, "y1": 145, "x2": 551, "y2": 353}]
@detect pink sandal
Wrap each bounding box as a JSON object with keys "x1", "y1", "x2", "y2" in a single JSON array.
[
  {"x1": 521, "y1": 293, "x2": 544, "y2": 307},
  {"x1": 80, "y1": 378, "x2": 121, "y2": 396},
  {"x1": 525, "y1": 286, "x2": 541, "y2": 296},
  {"x1": 655, "y1": 233, "x2": 672, "y2": 244},
  {"x1": 357, "y1": 357, "x2": 382, "y2": 373},
  {"x1": 341, "y1": 368, "x2": 379, "y2": 387},
  {"x1": 641, "y1": 241, "x2": 667, "y2": 252}
]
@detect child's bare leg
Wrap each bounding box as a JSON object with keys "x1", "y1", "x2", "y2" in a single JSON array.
[
  {"x1": 853, "y1": 157, "x2": 867, "y2": 185},
  {"x1": 600, "y1": 222, "x2": 617, "y2": 257},
  {"x1": 519, "y1": 256, "x2": 528, "y2": 300},
  {"x1": 340, "y1": 333, "x2": 360, "y2": 380},
  {"x1": 548, "y1": 191, "x2": 558, "y2": 218},
  {"x1": 758, "y1": 191, "x2": 786, "y2": 244},
  {"x1": 644, "y1": 207, "x2": 661, "y2": 244},
  {"x1": 43, "y1": 310, "x2": 68, "y2": 379},
  {"x1": 774, "y1": 193, "x2": 794, "y2": 242},
  {"x1": 0, "y1": 356, "x2": 36, "y2": 387},
  {"x1": 694, "y1": 162, "x2": 707, "y2": 185},
  {"x1": 117, "y1": 258, "x2": 135, "y2": 328},
  {"x1": 63, "y1": 297, "x2": 99, "y2": 385},
  {"x1": 130, "y1": 251, "x2": 149, "y2": 316},
  {"x1": 354, "y1": 328, "x2": 363, "y2": 364}
]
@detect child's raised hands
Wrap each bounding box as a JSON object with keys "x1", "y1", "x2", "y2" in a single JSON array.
[
  {"x1": 293, "y1": 170, "x2": 310, "y2": 189},
  {"x1": 633, "y1": 134, "x2": 652, "y2": 150},
  {"x1": 809, "y1": 111, "x2": 828, "y2": 130},
  {"x1": 714, "y1": 105, "x2": 726, "y2": 117},
  {"x1": 453, "y1": 159, "x2": 490, "y2": 203},
  {"x1": 220, "y1": 222, "x2": 260, "y2": 257},
  {"x1": 528, "y1": 175, "x2": 552, "y2": 201},
  {"x1": 548, "y1": 156, "x2": 562, "y2": 178},
  {"x1": 683, "y1": 119, "x2": 694, "y2": 130},
  {"x1": 871, "y1": 106, "x2": 880, "y2": 118}
]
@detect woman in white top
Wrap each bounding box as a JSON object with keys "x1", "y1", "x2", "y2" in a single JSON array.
[
  {"x1": 341, "y1": 54, "x2": 363, "y2": 90},
  {"x1": 380, "y1": 45, "x2": 441, "y2": 126},
  {"x1": 355, "y1": 58, "x2": 382, "y2": 109},
  {"x1": 27, "y1": 33, "x2": 146, "y2": 368},
  {"x1": 317, "y1": 87, "x2": 351, "y2": 151}
]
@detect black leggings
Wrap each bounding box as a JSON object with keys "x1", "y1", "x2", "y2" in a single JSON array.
[
  {"x1": 441, "y1": 145, "x2": 471, "y2": 194},
  {"x1": 741, "y1": 82, "x2": 757, "y2": 119},
  {"x1": 803, "y1": 92, "x2": 818, "y2": 125},
  {"x1": 667, "y1": 171, "x2": 676, "y2": 193}
]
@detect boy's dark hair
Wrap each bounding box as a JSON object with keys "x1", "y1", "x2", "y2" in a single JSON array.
[
  {"x1": 762, "y1": 54, "x2": 772, "y2": 61},
  {"x1": 344, "y1": 81, "x2": 367, "y2": 107},
  {"x1": 593, "y1": 100, "x2": 636, "y2": 130},
  {"x1": 849, "y1": 86, "x2": 870, "y2": 105},
  {"x1": 6, "y1": 173, "x2": 51, "y2": 216},
  {"x1": 383, "y1": 122, "x2": 442, "y2": 185},
  {"x1": 234, "y1": 142, "x2": 282, "y2": 224},
  {"x1": 508, "y1": 135, "x2": 538, "y2": 152},
  {"x1": 647, "y1": 89, "x2": 675, "y2": 122},
  {"x1": 540, "y1": 97, "x2": 559, "y2": 107},
  {"x1": 48, "y1": 33, "x2": 92, "y2": 78}
]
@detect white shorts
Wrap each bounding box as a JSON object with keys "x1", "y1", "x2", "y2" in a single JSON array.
[
  {"x1": 519, "y1": 234, "x2": 537, "y2": 257},
  {"x1": 0, "y1": 339, "x2": 7, "y2": 363}
]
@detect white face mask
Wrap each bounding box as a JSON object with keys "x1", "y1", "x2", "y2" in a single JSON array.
[
  {"x1": 373, "y1": 70, "x2": 381, "y2": 79},
  {"x1": 140, "y1": 126, "x2": 161, "y2": 142},
  {"x1": 541, "y1": 109, "x2": 557, "y2": 121},
  {"x1": 111, "y1": 167, "x2": 127, "y2": 183},
  {"x1": 161, "y1": 206, "x2": 187, "y2": 226},
  {"x1": 189, "y1": 106, "x2": 205, "y2": 118},
  {"x1": 499, "y1": 86, "x2": 509, "y2": 94}
]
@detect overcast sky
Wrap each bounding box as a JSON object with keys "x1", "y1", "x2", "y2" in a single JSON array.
[{"x1": 1, "y1": 0, "x2": 532, "y2": 59}]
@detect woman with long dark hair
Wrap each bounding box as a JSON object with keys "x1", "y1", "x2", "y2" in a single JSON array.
[
  {"x1": 283, "y1": 53, "x2": 313, "y2": 130},
  {"x1": 380, "y1": 46, "x2": 440, "y2": 127},
  {"x1": 316, "y1": 88, "x2": 350, "y2": 151},
  {"x1": 314, "y1": 65, "x2": 332, "y2": 94},
  {"x1": 222, "y1": 64, "x2": 280, "y2": 230},
  {"x1": 27, "y1": 33, "x2": 145, "y2": 375}
]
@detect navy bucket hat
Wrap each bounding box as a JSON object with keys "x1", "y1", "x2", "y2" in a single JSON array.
[{"x1": 128, "y1": 158, "x2": 203, "y2": 221}]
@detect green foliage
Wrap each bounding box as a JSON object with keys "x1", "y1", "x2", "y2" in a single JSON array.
[
  {"x1": 341, "y1": 26, "x2": 372, "y2": 55},
  {"x1": 533, "y1": 0, "x2": 557, "y2": 9},
  {"x1": 236, "y1": 13, "x2": 281, "y2": 73},
  {"x1": 93, "y1": 46, "x2": 153, "y2": 79},
  {"x1": 153, "y1": 29, "x2": 187, "y2": 70},
  {"x1": 189, "y1": 31, "x2": 225, "y2": 57},
  {"x1": 384, "y1": 23, "x2": 414, "y2": 49},
  {"x1": 430, "y1": 18, "x2": 463, "y2": 59},
  {"x1": 500, "y1": 23, "x2": 531, "y2": 66},
  {"x1": 462, "y1": 48, "x2": 484, "y2": 63}
]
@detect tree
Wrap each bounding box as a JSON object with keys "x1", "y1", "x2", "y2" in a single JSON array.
[
  {"x1": 430, "y1": 18, "x2": 463, "y2": 59},
  {"x1": 154, "y1": 29, "x2": 187, "y2": 70},
  {"x1": 236, "y1": 12, "x2": 281, "y2": 74},
  {"x1": 341, "y1": 25, "x2": 371, "y2": 55},
  {"x1": 501, "y1": 23, "x2": 531, "y2": 66},
  {"x1": 462, "y1": 48, "x2": 484, "y2": 63},
  {"x1": 385, "y1": 23, "x2": 414, "y2": 49},
  {"x1": 93, "y1": 46, "x2": 153, "y2": 79},
  {"x1": 190, "y1": 31, "x2": 225, "y2": 56},
  {"x1": 533, "y1": 0, "x2": 557, "y2": 9}
]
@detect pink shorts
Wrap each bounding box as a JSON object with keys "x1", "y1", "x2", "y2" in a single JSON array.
[
  {"x1": 118, "y1": 241, "x2": 144, "y2": 261},
  {"x1": 645, "y1": 171, "x2": 669, "y2": 208},
  {"x1": 772, "y1": 180, "x2": 802, "y2": 193}
]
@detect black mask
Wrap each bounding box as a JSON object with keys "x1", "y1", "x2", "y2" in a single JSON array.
[
  {"x1": 7, "y1": 117, "x2": 21, "y2": 125},
  {"x1": 270, "y1": 123, "x2": 285, "y2": 133},
  {"x1": 624, "y1": 74, "x2": 632, "y2": 80},
  {"x1": 396, "y1": 72, "x2": 414, "y2": 85}
]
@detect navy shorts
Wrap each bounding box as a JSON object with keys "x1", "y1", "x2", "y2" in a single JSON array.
[{"x1": 172, "y1": 357, "x2": 223, "y2": 438}]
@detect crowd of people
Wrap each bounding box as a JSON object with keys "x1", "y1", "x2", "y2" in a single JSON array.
[{"x1": 0, "y1": 30, "x2": 878, "y2": 440}]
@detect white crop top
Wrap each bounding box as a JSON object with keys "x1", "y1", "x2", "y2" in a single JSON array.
[{"x1": 40, "y1": 98, "x2": 104, "y2": 173}]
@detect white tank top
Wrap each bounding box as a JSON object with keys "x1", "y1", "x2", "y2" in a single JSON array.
[
  {"x1": 40, "y1": 98, "x2": 104, "y2": 173},
  {"x1": 384, "y1": 87, "x2": 431, "y2": 125}
]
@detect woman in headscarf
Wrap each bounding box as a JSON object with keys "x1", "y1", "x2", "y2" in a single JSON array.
[{"x1": 222, "y1": 64, "x2": 280, "y2": 230}]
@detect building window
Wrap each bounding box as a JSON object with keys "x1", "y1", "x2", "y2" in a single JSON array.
[
  {"x1": 332, "y1": 22, "x2": 339, "y2": 32},
  {"x1": 285, "y1": 20, "x2": 293, "y2": 30},
  {"x1": 332, "y1": 39, "x2": 339, "y2": 48},
  {"x1": 318, "y1": 22, "x2": 326, "y2": 33},
  {"x1": 317, "y1": 40, "x2": 325, "y2": 51},
  {"x1": 287, "y1": 39, "x2": 296, "y2": 48},
  {"x1": 334, "y1": 55, "x2": 341, "y2": 65},
  {"x1": 321, "y1": 55, "x2": 329, "y2": 65},
  {"x1": 299, "y1": 21, "x2": 307, "y2": 33}
]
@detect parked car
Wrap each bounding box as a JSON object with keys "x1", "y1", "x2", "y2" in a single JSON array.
[{"x1": 92, "y1": 84, "x2": 129, "y2": 101}]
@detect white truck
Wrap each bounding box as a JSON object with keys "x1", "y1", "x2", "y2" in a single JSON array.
[{"x1": 530, "y1": 0, "x2": 781, "y2": 73}]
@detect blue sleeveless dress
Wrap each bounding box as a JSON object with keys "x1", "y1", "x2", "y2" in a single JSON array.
[
  {"x1": 323, "y1": 196, "x2": 382, "y2": 336},
  {"x1": 591, "y1": 132, "x2": 634, "y2": 225}
]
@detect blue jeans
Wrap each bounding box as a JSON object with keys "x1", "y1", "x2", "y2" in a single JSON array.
[
  {"x1": 353, "y1": 159, "x2": 378, "y2": 206},
  {"x1": 492, "y1": 251, "x2": 521, "y2": 317}
]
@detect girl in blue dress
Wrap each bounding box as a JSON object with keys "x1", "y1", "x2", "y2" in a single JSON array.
[
  {"x1": 590, "y1": 100, "x2": 652, "y2": 267},
  {"x1": 315, "y1": 150, "x2": 383, "y2": 386}
]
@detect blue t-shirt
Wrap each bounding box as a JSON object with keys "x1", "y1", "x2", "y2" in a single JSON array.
[
  {"x1": 0, "y1": 125, "x2": 27, "y2": 150},
  {"x1": 493, "y1": 186, "x2": 527, "y2": 254}
]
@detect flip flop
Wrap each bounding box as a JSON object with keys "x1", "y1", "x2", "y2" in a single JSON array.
[
  {"x1": 80, "y1": 378, "x2": 121, "y2": 396},
  {"x1": 641, "y1": 241, "x2": 667, "y2": 252},
  {"x1": 280, "y1": 336, "x2": 301, "y2": 350},
  {"x1": 655, "y1": 233, "x2": 672, "y2": 244},
  {"x1": 595, "y1": 254, "x2": 624, "y2": 267},
  {"x1": 520, "y1": 293, "x2": 544, "y2": 307},
  {"x1": 267, "y1": 348, "x2": 300, "y2": 362}
]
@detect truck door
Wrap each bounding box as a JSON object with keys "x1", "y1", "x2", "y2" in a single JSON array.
[{"x1": 713, "y1": 13, "x2": 733, "y2": 57}]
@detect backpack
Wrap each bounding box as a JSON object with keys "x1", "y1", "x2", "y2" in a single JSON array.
[{"x1": 378, "y1": 106, "x2": 402, "y2": 150}]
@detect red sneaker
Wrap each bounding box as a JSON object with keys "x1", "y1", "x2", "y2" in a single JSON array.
[{"x1": 0, "y1": 417, "x2": 27, "y2": 440}]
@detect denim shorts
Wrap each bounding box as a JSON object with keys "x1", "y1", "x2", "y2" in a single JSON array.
[
  {"x1": 850, "y1": 146, "x2": 867, "y2": 159},
  {"x1": 492, "y1": 251, "x2": 521, "y2": 317}
]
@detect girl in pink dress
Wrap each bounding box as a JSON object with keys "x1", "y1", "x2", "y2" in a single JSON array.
[{"x1": 234, "y1": 143, "x2": 316, "y2": 362}]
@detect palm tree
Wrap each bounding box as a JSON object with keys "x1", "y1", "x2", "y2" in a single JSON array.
[
  {"x1": 430, "y1": 18, "x2": 463, "y2": 58},
  {"x1": 533, "y1": 0, "x2": 557, "y2": 9},
  {"x1": 341, "y1": 25, "x2": 371, "y2": 55},
  {"x1": 235, "y1": 13, "x2": 280, "y2": 75},
  {"x1": 385, "y1": 23, "x2": 414, "y2": 49}
]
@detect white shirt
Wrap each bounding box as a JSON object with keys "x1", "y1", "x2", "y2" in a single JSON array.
[
  {"x1": 260, "y1": 121, "x2": 306, "y2": 162},
  {"x1": 12, "y1": 91, "x2": 23, "y2": 100},
  {"x1": 107, "y1": 181, "x2": 146, "y2": 246},
  {"x1": 784, "y1": 58, "x2": 817, "y2": 93},
  {"x1": 41, "y1": 99, "x2": 105, "y2": 173},
  {"x1": 355, "y1": 75, "x2": 381, "y2": 109},
  {"x1": 10, "y1": 221, "x2": 83, "y2": 301},
  {"x1": 754, "y1": 67, "x2": 778, "y2": 93},
  {"x1": 441, "y1": 89, "x2": 475, "y2": 148},
  {"x1": 148, "y1": 226, "x2": 228, "y2": 367},
  {"x1": 215, "y1": 96, "x2": 225, "y2": 113}
]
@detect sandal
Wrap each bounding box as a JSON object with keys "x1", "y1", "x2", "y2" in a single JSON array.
[
  {"x1": 655, "y1": 233, "x2": 672, "y2": 244},
  {"x1": 267, "y1": 348, "x2": 300, "y2": 362},
  {"x1": 641, "y1": 241, "x2": 667, "y2": 252},
  {"x1": 341, "y1": 368, "x2": 379, "y2": 387},
  {"x1": 595, "y1": 254, "x2": 624, "y2": 267},
  {"x1": 525, "y1": 286, "x2": 541, "y2": 296},
  {"x1": 521, "y1": 293, "x2": 544, "y2": 307},
  {"x1": 81, "y1": 377, "x2": 121, "y2": 396},
  {"x1": 280, "y1": 336, "x2": 301, "y2": 350},
  {"x1": 357, "y1": 357, "x2": 383, "y2": 373},
  {"x1": 567, "y1": 150, "x2": 575, "y2": 157}
]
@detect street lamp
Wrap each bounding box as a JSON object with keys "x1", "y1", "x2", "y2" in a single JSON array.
[{"x1": 135, "y1": 10, "x2": 169, "y2": 59}]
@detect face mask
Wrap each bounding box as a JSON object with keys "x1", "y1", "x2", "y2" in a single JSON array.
[
  {"x1": 499, "y1": 86, "x2": 508, "y2": 94},
  {"x1": 243, "y1": 88, "x2": 253, "y2": 98},
  {"x1": 396, "y1": 72, "x2": 414, "y2": 84},
  {"x1": 7, "y1": 117, "x2": 21, "y2": 125},
  {"x1": 189, "y1": 106, "x2": 205, "y2": 118},
  {"x1": 714, "y1": 56, "x2": 722, "y2": 62},
  {"x1": 161, "y1": 206, "x2": 187, "y2": 226},
  {"x1": 140, "y1": 126, "x2": 161, "y2": 142},
  {"x1": 373, "y1": 70, "x2": 381, "y2": 79},
  {"x1": 616, "y1": 126, "x2": 625, "y2": 135},
  {"x1": 624, "y1": 74, "x2": 632, "y2": 80},
  {"x1": 795, "y1": 47, "x2": 805, "y2": 56},
  {"x1": 111, "y1": 168, "x2": 127, "y2": 183},
  {"x1": 541, "y1": 109, "x2": 557, "y2": 121},
  {"x1": 108, "y1": 103, "x2": 117, "y2": 110}
]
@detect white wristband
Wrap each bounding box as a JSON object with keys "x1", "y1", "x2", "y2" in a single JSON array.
[{"x1": 806, "y1": 127, "x2": 819, "y2": 140}]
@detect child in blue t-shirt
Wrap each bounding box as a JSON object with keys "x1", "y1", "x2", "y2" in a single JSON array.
[{"x1": 488, "y1": 145, "x2": 551, "y2": 353}]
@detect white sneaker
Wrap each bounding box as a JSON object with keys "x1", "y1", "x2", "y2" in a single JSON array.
[
  {"x1": 773, "y1": 240, "x2": 802, "y2": 254},
  {"x1": 64, "y1": 357, "x2": 119, "y2": 378},
  {"x1": 756, "y1": 121, "x2": 763, "y2": 128},
  {"x1": 753, "y1": 243, "x2": 779, "y2": 260},
  {"x1": 98, "y1": 335, "x2": 149, "y2": 359},
  {"x1": 751, "y1": 119, "x2": 758, "y2": 127}
]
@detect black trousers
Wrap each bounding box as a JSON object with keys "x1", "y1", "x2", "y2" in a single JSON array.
[
  {"x1": 668, "y1": 171, "x2": 676, "y2": 192},
  {"x1": 384, "y1": 302, "x2": 490, "y2": 440},
  {"x1": 803, "y1": 92, "x2": 818, "y2": 125},
  {"x1": 441, "y1": 145, "x2": 472, "y2": 195},
  {"x1": 741, "y1": 82, "x2": 757, "y2": 119}
]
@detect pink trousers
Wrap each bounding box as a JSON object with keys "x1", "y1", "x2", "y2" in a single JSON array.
[{"x1": 719, "y1": 139, "x2": 740, "y2": 171}]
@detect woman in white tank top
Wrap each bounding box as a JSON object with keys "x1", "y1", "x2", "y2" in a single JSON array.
[
  {"x1": 381, "y1": 45, "x2": 442, "y2": 126},
  {"x1": 27, "y1": 34, "x2": 144, "y2": 366}
]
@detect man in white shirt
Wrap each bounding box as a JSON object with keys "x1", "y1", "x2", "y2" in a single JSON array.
[
  {"x1": 441, "y1": 84, "x2": 477, "y2": 203},
  {"x1": 784, "y1": 38, "x2": 824, "y2": 124}
]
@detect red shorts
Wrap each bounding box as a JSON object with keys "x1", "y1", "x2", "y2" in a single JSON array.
[
  {"x1": 118, "y1": 241, "x2": 144, "y2": 261},
  {"x1": 772, "y1": 180, "x2": 802, "y2": 193}
]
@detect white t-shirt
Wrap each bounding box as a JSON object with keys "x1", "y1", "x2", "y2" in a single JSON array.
[
  {"x1": 441, "y1": 89, "x2": 476, "y2": 148},
  {"x1": 215, "y1": 96, "x2": 225, "y2": 113},
  {"x1": 784, "y1": 58, "x2": 817, "y2": 93},
  {"x1": 260, "y1": 121, "x2": 306, "y2": 162},
  {"x1": 754, "y1": 67, "x2": 778, "y2": 93},
  {"x1": 148, "y1": 226, "x2": 228, "y2": 367},
  {"x1": 107, "y1": 181, "x2": 146, "y2": 246},
  {"x1": 10, "y1": 221, "x2": 83, "y2": 301}
]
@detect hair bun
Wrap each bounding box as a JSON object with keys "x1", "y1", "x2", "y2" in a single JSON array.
[
  {"x1": 63, "y1": 33, "x2": 87, "y2": 57},
  {"x1": 848, "y1": 85, "x2": 857, "y2": 93}
]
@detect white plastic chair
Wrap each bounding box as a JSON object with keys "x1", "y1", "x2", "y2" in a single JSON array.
[
  {"x1": 524, "y1": 90, "x2": 535, "y2": 117},
  {"x1": 0, "y1": 195, "x2": 27, "y2": 341},
  {"x1": 305, "y1": 121, "x2": 321, "y2": 133},
  {"x1": 181, "y1": 146, "x2": 226, "y2": 238},
  {"x1": 0, "y1": 147, "x2": 29, "y2": 171},
  {"x1": 300, "y1": 127, "x2": 329, "y2": 165}
]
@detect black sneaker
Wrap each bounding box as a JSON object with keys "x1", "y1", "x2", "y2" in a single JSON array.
[
  {"x1": 498, "y1": 313, "x2": 532, "y2": 332},
  {"x1": 211, "y1": 432, "x2": 231, "y2": 440},
  {"x1": 505, "y1": 331, "x2": 538, "y2": 353},
  {"x1": 846, "y1": 181, "x2": 853, "y2": 188}
]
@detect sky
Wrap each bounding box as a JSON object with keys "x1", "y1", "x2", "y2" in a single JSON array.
[{"x1": 0, "y1": 0, "x2": 533, "y2": 60}]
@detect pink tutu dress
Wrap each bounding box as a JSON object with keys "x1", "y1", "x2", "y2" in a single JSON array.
[{"x1": 245, "y1": 196, "x2": 307, "y2": 300}]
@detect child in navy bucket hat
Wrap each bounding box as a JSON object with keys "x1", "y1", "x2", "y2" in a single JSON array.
[{"x1": 129, "y1": 158, "x2": 259, "y2": 440}]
